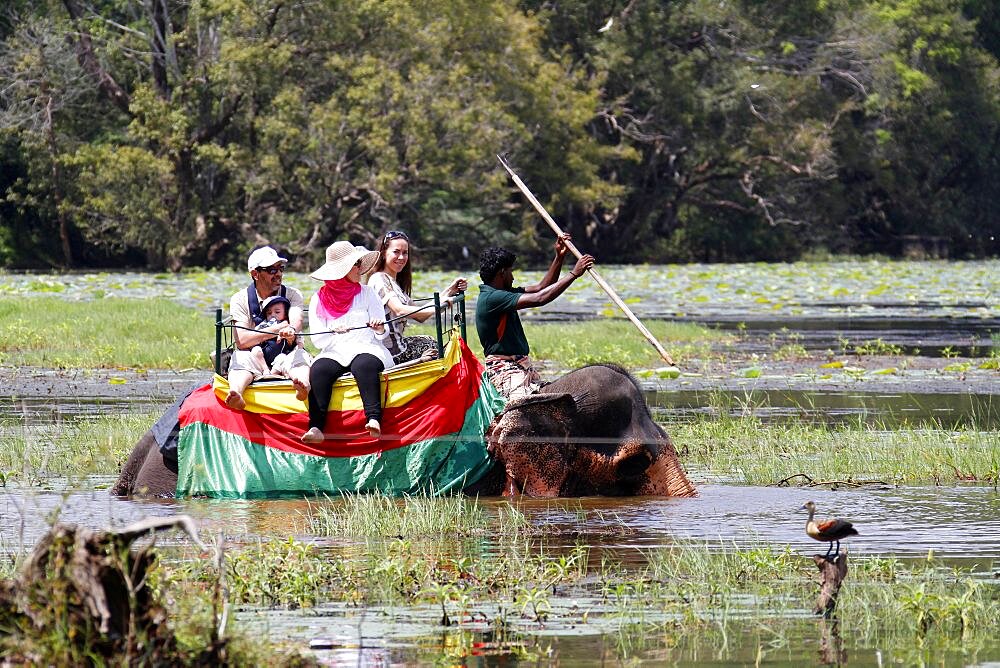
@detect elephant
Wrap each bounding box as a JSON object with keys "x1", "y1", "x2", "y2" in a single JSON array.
[
  {"x1": 471, "y1": 364, "x2": 697, "y2": 497},
  {"x1": 111, "y1": 365, "x2": 696, "y2": 498}
]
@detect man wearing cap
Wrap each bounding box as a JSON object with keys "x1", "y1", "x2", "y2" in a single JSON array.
[
  {"x1": 476, "y1": 234, "x2": 594, "y2": 401},
  {"x1": 225, "y1": 246, "x2": 308, "y2": 409}
]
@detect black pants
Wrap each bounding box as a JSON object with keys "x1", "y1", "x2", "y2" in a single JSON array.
[{"x1": 308, "y1": 354, "x2": 385, "y2": 430}]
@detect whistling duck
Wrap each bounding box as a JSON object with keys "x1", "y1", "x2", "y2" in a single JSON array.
[{"x1": 801, "y1": 500, "x2": 859, "y2": 560}]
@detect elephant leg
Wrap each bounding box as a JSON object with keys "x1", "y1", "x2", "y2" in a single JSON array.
[
  {"x1": 134, "y1": 445, "x2": 178, "y2": 497},
  {"x1": 112, "y1": 429, "x2": 178, "y2": 497},
  {"x1": 111, "y1": 429, "x2": 157, "y2": 496},
  {"x1": 495, "y1": 439, "x2": 569, "y2": 497}
]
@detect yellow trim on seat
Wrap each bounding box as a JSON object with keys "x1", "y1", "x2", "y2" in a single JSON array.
[{"x1": 213, "y1": 333, "x2": 462, "y2": 414}]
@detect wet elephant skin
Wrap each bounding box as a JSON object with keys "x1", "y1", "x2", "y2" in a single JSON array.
[{"x1": 481, "y1": 364, "x2": 697, "y2": 498}]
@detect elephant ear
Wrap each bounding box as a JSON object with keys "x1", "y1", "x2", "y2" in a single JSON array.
[
  {"x1": 501, "y1": 391, "x2": 578, "y2": 418},
  {"x1": 488, "y1": 392, "x2": 578, "y2": 449},
  {"x1": 489, "y1": 393, "x2": 579, "y2": 497}
]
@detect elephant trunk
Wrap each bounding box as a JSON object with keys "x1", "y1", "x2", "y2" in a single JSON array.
[{"x1": 641, "y1": 453, "x2": 698, "y2": 497}]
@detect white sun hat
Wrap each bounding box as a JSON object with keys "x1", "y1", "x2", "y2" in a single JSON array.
[
  {"x1": 247, "y1": 246, "x2": 288, "y2": 272},
  {"x1": 310, "y1": 241, "x2": 379, "y2": 281}
]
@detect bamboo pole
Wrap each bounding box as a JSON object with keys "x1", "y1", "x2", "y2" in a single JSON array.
[{"x1": 497, "y1": 155, "x2": 675, "y2": 366}]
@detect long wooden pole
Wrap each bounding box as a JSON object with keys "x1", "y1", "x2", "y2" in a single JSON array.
[{"x1": 497, "y1": 155, "x2": 675, "y2": 366}]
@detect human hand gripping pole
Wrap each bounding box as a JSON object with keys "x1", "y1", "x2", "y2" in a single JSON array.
[{"x1": 496, "y1": 154, "x2": 676, "y2": 366}]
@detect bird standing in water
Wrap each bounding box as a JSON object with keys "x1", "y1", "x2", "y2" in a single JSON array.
[{"x1": 801, "y1": 500, "x2": 859, "y2": 560}]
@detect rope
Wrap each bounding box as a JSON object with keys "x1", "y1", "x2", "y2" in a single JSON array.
[{"x1": 218, "y1": 300, "x2": 454, "y2": 337}]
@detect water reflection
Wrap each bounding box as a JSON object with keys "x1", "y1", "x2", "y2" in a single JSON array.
[{"x1": 4, "y1": 482, "x2": 998, "y2": 566}]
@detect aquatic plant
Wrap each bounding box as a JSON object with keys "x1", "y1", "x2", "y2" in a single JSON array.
[
  {"x1": 852, "y1": 338, "x2": 905, "y2": 356},
  {"x1": 306, "y1": 493, "x2": 531, "y2": 538},
  {"x1": 0, "y1": 411, "x2": 153, "y2": 481},
  {"x1": 676, "y1": 414, "x2": 1000, "y2": 485},
  {"x1": 0, "y1": 297, "x2": 212, "y2": 369}
]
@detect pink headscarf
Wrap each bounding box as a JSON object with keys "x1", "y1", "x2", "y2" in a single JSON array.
[{"x1": 315, "y1": 278, "x2": 360, "y2": 320}]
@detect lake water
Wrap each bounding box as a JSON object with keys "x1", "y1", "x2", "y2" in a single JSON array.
[{"x1": 1, "y1": 262, "x2": 999, "y2": 663}]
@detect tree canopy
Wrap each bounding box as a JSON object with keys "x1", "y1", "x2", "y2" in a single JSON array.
[{"x1": 1, "y1": 0, "x2": 997, "y2": 270}]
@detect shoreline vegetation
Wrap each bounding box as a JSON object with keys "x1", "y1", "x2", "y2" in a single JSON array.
[
  {"x1": 1, "y1": 295, "x2": 997, "y2": 486},
  {"x1": 1, "y1": 289, "x2": 998, "y2": 664},
  {"x1": 4, "y1": 498, "x2": 999, "y2": 664}
]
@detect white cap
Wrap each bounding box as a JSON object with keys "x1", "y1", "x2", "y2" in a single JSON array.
[{"x1": 247, "y1": 246, "x2": 288, "y2": 272}]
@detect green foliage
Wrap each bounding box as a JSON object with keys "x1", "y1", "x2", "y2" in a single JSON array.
[
  {"x1": 0, "y1": 1, "x2": 998, "y2": 268},
  {"x1": 0, "y1": 411, "x2": 153, "y2": 481}
]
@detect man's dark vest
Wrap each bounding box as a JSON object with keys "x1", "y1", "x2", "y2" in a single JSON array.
[
  {"x1": 247, "y1": 283, "x2": 287, "y2": 325},
  {"x1": 248, "y1": 283, "x2": 294, "y2": 367}
]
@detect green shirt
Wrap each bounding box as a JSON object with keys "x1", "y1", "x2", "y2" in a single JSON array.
[{"x1": 475, "y1": 284, "x2": 528, "y2": 356}]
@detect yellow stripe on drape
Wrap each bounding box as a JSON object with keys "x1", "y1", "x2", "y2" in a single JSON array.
[{"x1": 213, "y1": 333, "x2": 462, "y2": 414}]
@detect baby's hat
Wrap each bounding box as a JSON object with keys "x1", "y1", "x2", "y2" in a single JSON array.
[{"x1": 260, "y1": 295, "x2": 291, "y2": 317}]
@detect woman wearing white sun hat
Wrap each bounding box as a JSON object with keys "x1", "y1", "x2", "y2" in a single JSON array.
[{"x1": 301, "y1": 241, "x2": 394, "y2": 444}]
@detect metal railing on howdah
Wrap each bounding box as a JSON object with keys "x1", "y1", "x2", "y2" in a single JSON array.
[{"x1": 213, "y1": 291, "x2": 467, "y2": 376}]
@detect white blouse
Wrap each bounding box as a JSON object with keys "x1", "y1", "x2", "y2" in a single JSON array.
[{"x1": 308, "y1": 286, "x2": 395, "y2": 370}]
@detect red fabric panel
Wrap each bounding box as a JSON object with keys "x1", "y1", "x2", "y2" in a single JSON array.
[{"x1": 179, "y1": 340, "x2": 485, "y2": 458}]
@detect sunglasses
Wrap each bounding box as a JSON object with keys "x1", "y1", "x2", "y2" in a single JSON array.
[
  {"x1": 258, "y1": 264, "x2": 285, "y2": 275},
  {"x1": 384, "y1": 230, "x2": 409, "y2": 243}
]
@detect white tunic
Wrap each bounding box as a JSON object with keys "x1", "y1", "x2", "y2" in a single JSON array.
[{"x1": 308, "y1": 286, "x2": 395, "y2": 370}]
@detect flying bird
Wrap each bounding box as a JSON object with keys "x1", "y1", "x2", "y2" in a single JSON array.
[
  {"x1": 598, "y1": 17, "x2": 614, "y2": 32},
  {"x1": 801, "y1": 500, "x2": 859, "y2": 560}
]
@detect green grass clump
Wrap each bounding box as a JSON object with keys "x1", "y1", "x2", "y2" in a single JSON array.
[
  {"x1": 0, "y1": 297, "x2": 214, "y2": 369},
  {"x1": 675, "y1": 415, "x2": 1000, "y2": 486},
  {"x1": 307, "y1": 493, "x2": 531, "y2": 538},
  {"x1": 844, "y1": 337, "x2": 905, "y2": 356},
  {"x1": 0, "y1": 412, "x2": 153, "y2": 482},
  {"x1": 157, "y1": 531, "x2": 1000, "y2": 655},
  {"x1": 2, "y1": 295, "x2": 719, "y2": 372}
]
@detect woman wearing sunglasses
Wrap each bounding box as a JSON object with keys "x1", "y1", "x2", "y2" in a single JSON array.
[{"x1": 366, "y1": 230, "x2": 467, "y2": 364}]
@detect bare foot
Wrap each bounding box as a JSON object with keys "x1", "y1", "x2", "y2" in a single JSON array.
[
  {"x1": 365, "y1": 419, "x2": 381, "y2": 439},
  {"x1": 301, "y1": 427, "x2": 324, "y2": 444},
  {"x1": 225, "y1": 390, "x2": 246, "y2": 410},
  {"x1": 291, "y1": 377, "x2": 309, "y2": 402}
]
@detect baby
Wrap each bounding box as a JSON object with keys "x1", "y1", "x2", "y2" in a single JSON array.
[
  {"x1": 224, "y1": 294, "x2": 309, "y2": 410},
  {"x1": 250, "y1": 295, "x2": 299, "y2": 375}
]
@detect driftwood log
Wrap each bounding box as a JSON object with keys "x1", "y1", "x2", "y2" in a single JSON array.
[
  {"x1": 812, "y1": 552, "x2": 849, "y2": 617},
  {"x1": 0, "y1": 515, "x2": 212, "y2": 663}
]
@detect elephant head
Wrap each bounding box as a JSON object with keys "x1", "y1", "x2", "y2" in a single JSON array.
[{"x1": 485, "y1": 388, "x2": 696, "y2": 497}]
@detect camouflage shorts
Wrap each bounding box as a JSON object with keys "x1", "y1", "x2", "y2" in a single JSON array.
[
  {"x1": 392, "y1": 335, "x2": 438, "y2": 365},
  {"x1": 484, "y1": 355, "x2": 542, "y2": 402}
]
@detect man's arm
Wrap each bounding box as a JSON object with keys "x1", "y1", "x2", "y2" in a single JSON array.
[
  {"x1": 523, "y1": 233, "x2": 572, "y2": 293},
  {"x1": 516, "y1": 254, "x2": 594, "y2": 310}
]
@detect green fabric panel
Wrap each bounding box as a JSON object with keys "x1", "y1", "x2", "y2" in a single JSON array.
[{"x1": 177, "y1": 374, "x2": 505, "y2": 499}]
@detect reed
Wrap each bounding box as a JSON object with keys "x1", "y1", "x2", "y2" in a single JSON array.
[
  {"x1": 676, "y1": 414, "x2": 1000, "y2": 485},
  {"x1": 306, "y1": 493, "x2": 532, "y2": 538},
  {"x1": 0, "y1": 411, "x2": 153, "y2": 481},
  {"x1": 151, "y1": 535, "x2": 1000, "y2": 653}
]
